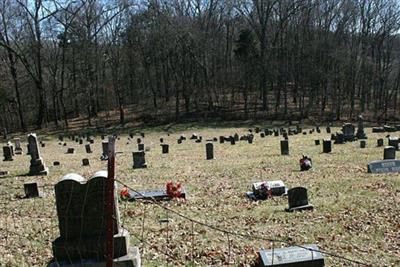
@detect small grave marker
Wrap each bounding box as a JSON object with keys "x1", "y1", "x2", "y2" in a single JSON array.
[
  {"x1": 322, "y1": 139, "x2": 332, "y2": 153},
  {"x1": 85, "y1": 144, "x2": 92, "y2": 153},
  {"x1": 377, "y1": 138, "x2": 384, "y2": 147},
  {"x1": 280, "y1": 140, "x2": 289, "y2": 155},
  {"x1": 368, "y1": 159, "x2": 400, "y2": 173},
  {"x1": 28, "y1": 133, "x2": 48, "y2": 175},
  {"x1": 82, "y1": 158, "x2": 90, "y2": 166},
  {"x1": 285, "y1": 187, "x2": 313, "y2": 212},
  {"x1": 206, "y1": 143, "x2": 214, "y2": 160},
  {"x1": 24, "y1": 182, "x2": 40, "y2": 198},
  {"x1": 3, "y1": 146, "x2": 13, "y2": 161},
  {"x1": 132, "y1": 151, "x2": 147, "y2": 169},
  {"x1": 161, "y1": 144, "x2": 169, "y2": 154},
  {"x1": 383, "y1": 146, "x2": 396, "y2": 160}
]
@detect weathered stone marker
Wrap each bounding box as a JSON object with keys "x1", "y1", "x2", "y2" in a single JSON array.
[
  {"x1": 285, "y1": 187, "x2": 313, "y2": 212},
  {"x1": 24, "y1": 182, "x2": 40, "y2": 198},
  {"x1": 368, "y1": 159, "x2": 400, "y2": 173},
  {"x1": 257, "y1": 244, "x2": 324, "y2": 267},
  {"x1": 132, "y1": 151, "x2": 147, "y2": 169},
  {"x1": 342, "y1": 123, "x2": 355, "y2": 141},
  {"x1": 14, "y1": 138, "x2": 23, "y2": 154},
  {"x1": 377, "y1": 138, "x2": 384, "y2": 147},
  {"x1": 28, "y1": 133, "x2": 48, "y2": 175},
  {"x1": 66, "y1": 148, "x2": 75, "y2": 154},
  {"x1": 53, "y1": 161, "x2": 60, "y2": 166},
  {"x1": 230, "y1": 136, "x2": 235, "y2": 145},
  {"x1": 383, "y1": 146, "x2": 396, "y2": 160},
  {"x1": 49, "y1": 172, "x2": 141, "y2": 266},
  {"x1": 280, "y1": 140, "x2": 289, "y2": 155},
  {"x1": 206, "y1": 143, "x2": 214, "y2": 160},
  {"x1": 322, "y1": 139, "x2": 332, "y2": 153},
  {"x1": 314, "y1": 140, "x2": 320, "y2": 146},
  {"x1": 3, "y1": 146, "x2": 13, "y2": 161},
  {"x1": 85, "y1": 144, "x2": 92, "y2": 153},
  {"x1": 219, "y1": 136, "x2": 225, "y2": 144}
]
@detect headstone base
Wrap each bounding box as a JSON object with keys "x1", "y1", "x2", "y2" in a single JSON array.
[
  {"x1": 48, "y1": 246, "x2": 140, "y2": 267},
  {"x1": 285, "y1": 204, "x2": 314, "y2": 212}
]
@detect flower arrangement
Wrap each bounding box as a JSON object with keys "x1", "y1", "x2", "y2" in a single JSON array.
[{"x1": 166, "y1": 181, "x2": 182, "y2": 198}]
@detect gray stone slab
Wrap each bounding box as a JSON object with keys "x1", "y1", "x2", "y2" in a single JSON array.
[
  {"x1": 367, "y1": 159, "x2": 400, "y2": 173},
  {"x1": 129, "y1": 188, "x2": 186, "y2": 201},
  {"x1": 258, "y1": 244, "x2": 324, "y2": 267}
]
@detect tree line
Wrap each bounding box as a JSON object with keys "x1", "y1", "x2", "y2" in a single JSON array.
[{"x1": 1, "y1": 0, "x2": 400, "y2": 132}]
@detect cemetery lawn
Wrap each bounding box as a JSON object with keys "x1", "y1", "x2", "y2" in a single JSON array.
[{"x1": 0, "y1": 124, "x2": 399, "y2": 266}]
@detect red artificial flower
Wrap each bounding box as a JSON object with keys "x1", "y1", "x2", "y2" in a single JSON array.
[
  {"x1": 166, "y1": 181, "x2": 182, "y2": 198},
  {"x1": 120, "y1": 186, "x2": 131, "y2": 199}
]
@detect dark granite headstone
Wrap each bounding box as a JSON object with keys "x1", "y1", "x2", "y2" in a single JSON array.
[
  {"x1": 367, "y1": 159, "x2": 400, "y2": 173},
  {"x1": 161, "y1": 144, "x2": 169, "y2": 154},
  {"x1": 360, "y1": 140, "x2": 366, "y2": 148},
  {"x1": 285, "y1": 187, "x2": 313, "y2": 212},
  {"x1": 3, "y1": 146, "x2": 13, "y2": 161},
  {"x1": 234, "y1": 133, "x2": 239, "y2": 141},
  {"x1": 53, "y1": 161, "x2": 60, "y2": 166},
  {"x1": 314, "y1": 140, "x2": 320, "y2": 146},
  {"x1": 206, "y1": 143, "x2": 214, "y2": 160},
  {"x1": 66, "y1": 148, "x2": 74, "y2": 154},
  {"x1": 219, "y1": 136, "x2": 225, "y2": 143},
  {"x1": 82, "y1": 158, "x2": 90, "y2": 166},
  {"x1": 49, "y1": 172, "x2": 140, "y2": 266},
  {"x1": 132, "y1": 151, "x2": 147, "y2": 169},
  {"x1": 388, "y1": 137, "x2": 399, "y2": 150},
  {"x1": 342, "y1": 123, "x2": 355, "y2": 141},
  {"x1": 383, "y1": 146, "x2": 396, "y2": 160},
  {"x1": 24, "y1": 182, "x2": 40, "y2": 198},
  {"x1": 257, "y1": 244, "x2": 324, "y2": 267},
  {"x1": 384, "y1": 125, "x2": 397, "y2": 132},
  {"x1": 85, "y1": 144, "x2": 92, "y2": 153},
  {"x1": 322, "y1": 139, "x2": 332, "y2": 153},
  {"x1": 230, "y1": 136, "x2": 235, "y2": 145},
  {"x1": 280, "y1": 140, "x2": 289, "y2": 155}
]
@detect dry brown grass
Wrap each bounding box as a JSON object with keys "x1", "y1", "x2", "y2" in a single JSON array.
[{"x1": 0, "y1": 125, "x2": 399, "y2": 266}]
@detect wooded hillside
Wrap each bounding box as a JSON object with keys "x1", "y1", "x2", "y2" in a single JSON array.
[{"x1": 1, "y1": 0, "x2": 400, "y2": 132}]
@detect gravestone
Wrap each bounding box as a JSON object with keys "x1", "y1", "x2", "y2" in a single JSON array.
[
  {"x1": 234, "y1": 133, "x2": 239, "y2": 141},
  {"x1": 377, "y1": 138, "x2": 384, "y2": 147},
  {"x1": 66, "y1": 148, "x2": 75, "y2": 154},
  {"x1": 230, "y1": 136, "x2": 235, "y2": 145},
  {"x1": 384, "y1": 125, "x2": 397, "y2": 132},
  {"x1": 177, "y1": 139, "x2": 182, "y2": 144},
  {"x1": 138, "y1": 143, "x2": 144, "y2": 151},
  {"x1": 285, "y1": 187, "x2": 313, "y2": 212},
  {"x1": 326, "y1": 126, "x2": 331, "y2": 134},
  {"x1": 342, "y1": 123, "x2": 355, "y2": 141},
  {"x1": 206, "y1": 143, "x2": 214, "y2": 160},
  {"x1": 14, "y1": 138, "x2": 23, "y2": 154},
  {"x1": 28, "y1": 133, "x2": 48, "y2": 175},
  {"x1": 360, "y1": 140, "x2": 366, "y2": 148},
  {"x1": 3, "y1": 146, "x2": 13, "y2": 161},
  {"x1": 257, "y1": 244, "x2": 324, "y2": 267},
  {"x1": 388, "y1": 137, "x2": 399, "y2": 150},
  {"x1": 251, "y1": 180, "x2": 287, "y2": 200},
  {"x1": 248, "y1": 134, "x2": 254, "y2": 144},
  {"x1": 323, "y1": 139, "x2": 332, "y2": 153},
  {"x1": 132, "y1": 151, "x2": 147, "y2": 169},
  {"x1": 219, "y1": 136, "x2": 225, "y2": 144},
  {"x1": 79, "y1": 139, "x2": 83, "y2": 145},
  {"x1": 274, "y1": 131, "x2": 279, "y2": 137},
  {"x1": 49, "y1": 172, "x2": 141, "y2": 266},
  {"x1": 260, "y1": 133, "x2": 265, "y2": 138},
  {"x1": 7, "y1": 142, "x2": 14, "y2": 156},
  {"x1": 53, "y1": 161, "x2": 60, "y2": 166},
  {"x1": 137, "y1": 138, "x2": 142, "y2": 144},
  {"x1": 334, "y1": 131, "x2": 344, "y2": 144},
  {"x1": 372, "y1": 127, "x2": 385, "y2": 133},
  {"x1": 314, "y1": 140, "x2": 320, "y2": 146},
  {"x1": 85, "y1": 144, "x2": 92, "y2": 153},
  {"x1": 367, "y1": 159, "x2": 400, "y2": 173},
  {"x1": 161, "y1": 144, "x2": 169, "y2": 154},
  {"x1": 356, "y1": 115, "x2": 367, "y2": 139},
  {"x1": 160, "y1": 138, "x2": 164, "y2": 143},
  {"x1": 383, "y1": 146, "x2": 396, "y2": 160},
  {"x1": 101, "y1": 141, "x2": 108, "y2": 160},
  {"x1": 24, "y1": 182, "x2": 40, "y2": 198},
  {"x1": 82, "y1": 158, "x2": 90, "y2": 166},
  {"x1": 280, "y1": 140, "x2": 289, "y2": 155}
]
